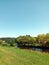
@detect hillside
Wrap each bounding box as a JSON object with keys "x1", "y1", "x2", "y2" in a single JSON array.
[{"x1": 0, "y1": 46, "x2": 49, "y2": 65}]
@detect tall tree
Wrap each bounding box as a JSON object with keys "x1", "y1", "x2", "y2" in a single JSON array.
[
  {"x1": 16, "y1": 35, "x2": 36, "y2": 47},
  {"x1": 37, "y1": 34, "x2": 47, "y2": 47}
]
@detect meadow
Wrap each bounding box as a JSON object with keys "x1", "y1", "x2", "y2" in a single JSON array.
[{"x1": 0, "y1": 46, "x2": 49, "y2": 65}]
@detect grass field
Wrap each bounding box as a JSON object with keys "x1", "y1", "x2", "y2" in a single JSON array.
[{"x1": 0, "y1": 46, "x2": 49, "y2": 65}]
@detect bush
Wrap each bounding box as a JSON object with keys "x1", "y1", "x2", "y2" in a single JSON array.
[{"x1": 46, "y1": 41, "x2": 49, "y2": 47}]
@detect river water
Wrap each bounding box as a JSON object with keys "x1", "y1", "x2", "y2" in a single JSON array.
[{"x1": 32, "y1": 47, "x2": 49, "y2": 52}]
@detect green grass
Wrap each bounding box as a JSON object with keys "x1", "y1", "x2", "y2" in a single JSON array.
[{"x1": 0, "y1": 46, "x2": 49, "y2": 65}]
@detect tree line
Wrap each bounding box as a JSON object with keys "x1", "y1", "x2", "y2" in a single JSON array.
[
  {"x1": 0, "y1": 33, "x2": 49, "y2": 48},
  {"x1": 16, "y1": 33, "x2": 49, "y2": 48}
]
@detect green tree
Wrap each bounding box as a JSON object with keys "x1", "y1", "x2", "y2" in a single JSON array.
[
  {"x1": 7, "y1": 38, "x2": 15, "y2": 46},
  {"x1": 16, "y1": 35, "x2": 36, "y2": 47},
  {"x1": 45, "y1": 33, "x2": 49, "y2": 47},
  {"x1": 37, "y1": 34, "x2": 47, "y2": 47},
  {"x1": 0, "y1": 40, "x2": 3, "y2": 45},
  {"x1": 46, "y1": 33, "x2": 49, "y2": 41}
]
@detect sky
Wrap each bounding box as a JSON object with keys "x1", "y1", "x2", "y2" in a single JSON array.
[{"x1": 0, "y1": 0, "x2": 49, "y2": 37}]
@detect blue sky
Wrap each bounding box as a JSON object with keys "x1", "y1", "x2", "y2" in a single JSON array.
[{"x1": 0, "y1": 0, "x2": 49, "y2": 37}]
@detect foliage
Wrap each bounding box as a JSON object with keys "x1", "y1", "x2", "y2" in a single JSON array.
[
  {"x1": 37, "y1": 34, "x2": 47, "y2": 46},
  {"x1": 16, "y1": 35, "x2": 36, "y2": 47},
  {"x1": 0, "y1": 40, "x2": 3, "y2": 45},
  {"x1": 0, "y1": 33, "x2": 49, "y2": 47},
  {"x1": 46, "y1": 41, "x2": 49, "y2": 47},
  {"x1": 0, "y1": 38, "x2": 16, "y2": 47},
  {"x1": 6, "y1": 38, "x2": 15, "y2": 46},
  {"x1": 15, "y1": 33, "x2": 49, "y2": 47}
]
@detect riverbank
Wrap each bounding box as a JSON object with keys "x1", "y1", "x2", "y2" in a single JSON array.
[
  {"x1": 0, "y1": 46, "x2": 49, "y2": 65},
  {"x1": 19, "y1": 46, "x2": 49, "y2": 52}
]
